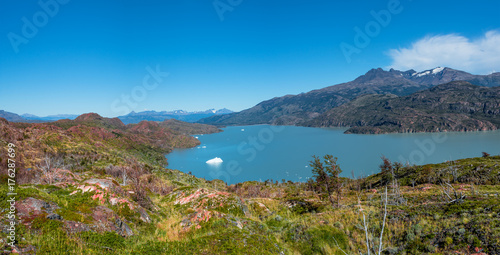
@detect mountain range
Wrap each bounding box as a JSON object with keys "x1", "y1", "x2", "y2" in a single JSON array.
[
  {"x1": 117, "y1": 108, "x2": 233, "y2": 124},
  {"x1": 198, "y1": 67, "x2": 500, "y2": 126},
  {"x1": 0, "y1": 108, "x2": 233, "y2": 124},
  {"x1": 0, "y1": 110, "x2": 26, "y2": 122},
  {"x1": 302, "y1": 81, "x2": 500, "y2": 133},
  {"x1": 21, "y1": 113, "x2": 80, "y2": 122}
]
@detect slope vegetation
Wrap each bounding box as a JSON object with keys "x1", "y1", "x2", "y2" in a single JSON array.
[{"x1": 0, "y1": 116, "x2": 499, "y2": 254}]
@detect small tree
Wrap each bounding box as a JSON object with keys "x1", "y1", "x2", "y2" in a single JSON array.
[
  {"x1": 379, "y1": 156, "x2": 393, "y2": 186},
  {"x1": 310, "y1": 155, "x2": 343, "y2": 207},
  {"x1": 379, "y1": 156, "x2": 405, "y2": 205}
]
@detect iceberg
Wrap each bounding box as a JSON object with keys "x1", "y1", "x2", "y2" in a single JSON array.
[{"x1": 206, "y1": 157, "x2": 223, "y2": 164}]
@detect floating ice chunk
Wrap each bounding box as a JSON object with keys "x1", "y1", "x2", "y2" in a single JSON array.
[
  {"x1": 241, "y1": 129, "x2": 245, "y2": 131},
  {"x1": 201, "y1": 145, "x2": 206, "y2": 149},
  {"x1": 195, "y1": 136, "x2": 199, "y2": 139},
  {"x1": 206, "y1": 157, "x2": 223, "y2": 164}
]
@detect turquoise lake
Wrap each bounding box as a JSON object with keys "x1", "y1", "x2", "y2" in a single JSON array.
[{"x1": 166, "y1": 125, "x2": 500, "y2": 184}]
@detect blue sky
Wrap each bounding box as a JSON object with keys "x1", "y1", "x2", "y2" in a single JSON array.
[{"x1": 1, "y1": 0, "x2": 499, "y2": 117}]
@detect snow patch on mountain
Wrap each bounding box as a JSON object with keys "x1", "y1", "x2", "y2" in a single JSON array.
[
  {"x1": 412, "y1": 67, "x2": 445, "y2": 77},
  {"x1": 432, "y1": 67, "x2": 445, "y2": 74}
]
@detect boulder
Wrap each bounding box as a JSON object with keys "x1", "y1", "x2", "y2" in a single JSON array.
[
  {"x1": 46, "y1": 213, "x2": 63, "y2": 220},
  {"x1": 85, "y1": 179, "x2": 116, "y2": 190},
  {"x1": 91, "y1": 206, "x2": 133, "y2": 237},
  {"x1": 138, "y1": 207, "x2": 151, "y2": 223},
  {"x1": 115, "y1": 218, "x2": 134, "y2": 237},
  {"x1": 16, "y1": 197, "x2": 59, "y2": 221}
]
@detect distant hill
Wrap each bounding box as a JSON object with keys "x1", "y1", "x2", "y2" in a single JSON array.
[
  {"x1": 118, "y1": 108, "x2": 233, "y2": 124},
  {"x1": 302, "y1": 81, "x2": 500, "y2": 134},
  {"x1": 21, "y1": 113, "x2": 79, "y2": 121},
  {"x1": 0, "y1": 110, "x2": 25, "y2": 122},
  {"x1": 198, "y1": 67, "x2": 500, "y2": 126},
  {"x1": 0, "y1": 113, "x2": 214, "y2": 186},
  {"x1": 47, "y1": 112, "x2": 221, "y2": 136},
  {"x1": 159, "y1": 119, "x2": 222, "y2": 135},
  {"x1": 0, "y1": 111, "x2": 79, "y2": 123},
  {"x1": 5, "y1": 112, "x2": 222, "y2": 157}
]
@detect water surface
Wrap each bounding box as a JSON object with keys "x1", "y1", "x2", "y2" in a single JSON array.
[{"x1": 167, "y1": 125, "x2": 500, "y2": 184}]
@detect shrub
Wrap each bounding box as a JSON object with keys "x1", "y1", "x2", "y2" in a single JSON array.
[
  {"x1": 105, "y1": 164, "x2": 123, "y2": 178},
  {"x1": 458, "y1": 228, "x2": 466, "y2": 235},
  {"x1": 387, "y1": 247, "x2": 399, "y2": 254},
  {"x1": 406, "y1": 231, "x2": 416, "y2": 242},
  {"x1": 132, "y1": 183, "x2": 153, "y2": 210},
  {"x1": 333, "y1": 221, "x2": 344, "y2": 230},
  {"x1": 285, "y1": 198, "x2": 319, "y2": 214},
  {"x1": 445, "y1": 236, "x2": 453, "y2": 246},
  {"x1": 426, "y1": 244, "x2": 436, "y2": 252},
  {"x1": 412, "y1": 224, "x2": 423, "y2": 236}
]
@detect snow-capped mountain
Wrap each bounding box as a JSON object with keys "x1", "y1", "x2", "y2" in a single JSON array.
[
  {"x1": 118, "y1": 108, "x2": 233, "y2": 124},
  {"x1": 199, "y1": 67, "x2": 500, "y2": 126}
]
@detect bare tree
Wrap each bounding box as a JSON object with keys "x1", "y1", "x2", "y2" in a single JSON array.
[
  {"x1": 378, "y1": 186, "x2": 388, "y2": 255},
  {"x1": 355, "y1": 186, "x2": 388, "y2": 255},
  {"x1": 332, "y1": 236, "x2": 348, "y2": 255},
  {"x1": 363, "y1": 212, "x2": 371, "y2": 255},
  {"x1": 122, "y1": 168, "x2": 128, "y2": 186},
  {"x1": 37, "y1": 155, "x2": 62, "y2": 184},
  {"x1": 439, "y1": 181, "x2": 466, "y2": 204}
]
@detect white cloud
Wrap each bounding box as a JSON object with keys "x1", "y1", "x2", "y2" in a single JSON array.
[{"x1": 387, "y1": 30, "x2": 500, "y2": 74}]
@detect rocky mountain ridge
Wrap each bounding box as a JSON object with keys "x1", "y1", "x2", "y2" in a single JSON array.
[
  {"x1": 302, "y1": 81, "x2": 500, "y2": 134},
  {"x1": 198, "y1": 67, "x2": 500, "y2": 126}
]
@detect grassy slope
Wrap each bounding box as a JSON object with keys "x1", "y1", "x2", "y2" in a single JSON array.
[{"x1": 0, "y1": 117, "x2": 499, "y2": 254}]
